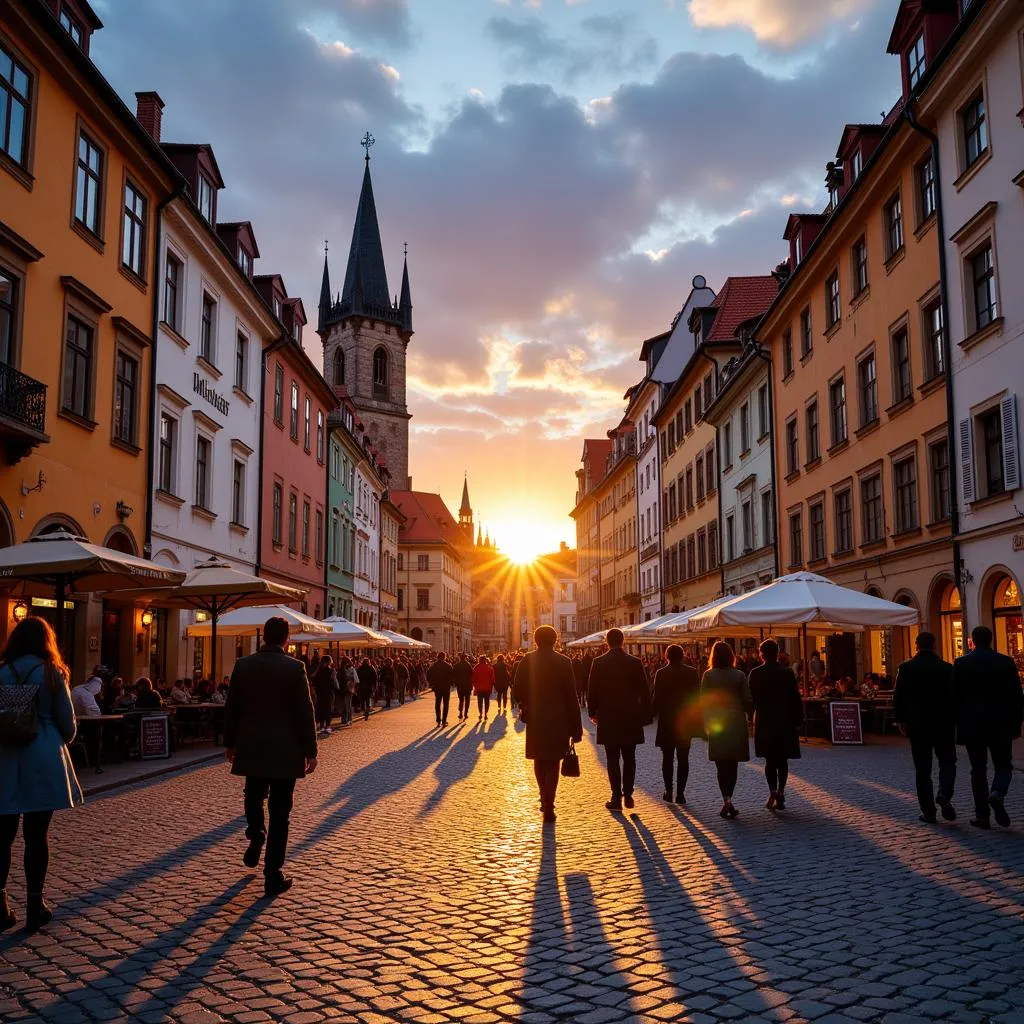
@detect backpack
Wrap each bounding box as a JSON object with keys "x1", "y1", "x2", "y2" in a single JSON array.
[{"x1": 0, "y1": 662, "x2": 42, "y2": 748}]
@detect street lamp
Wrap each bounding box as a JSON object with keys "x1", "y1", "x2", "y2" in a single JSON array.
[
  {"x1": 141, "y1": 609, "x2": 154, "y2": 628},
  {"x1": 12, "y1": 601, "x2": 29, "y2": 622}
]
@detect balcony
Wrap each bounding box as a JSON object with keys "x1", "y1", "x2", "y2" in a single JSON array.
[
  {"x1": 0, "y1": 362, "x2": 48, "y2": 464},
  {"x1": 640, "y1": 542, "x2": 659, "y2": 563}
]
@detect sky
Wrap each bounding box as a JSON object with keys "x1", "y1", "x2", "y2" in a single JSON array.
[{"x1": 91, "y1": 0, "x2": 903, "y2": 560}]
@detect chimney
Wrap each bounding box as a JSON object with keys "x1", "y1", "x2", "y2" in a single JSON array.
[{"x1": 135, "y1": 91, "x2": 165, "y2": 143}]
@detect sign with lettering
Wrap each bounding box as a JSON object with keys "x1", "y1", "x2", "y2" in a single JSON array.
[
  {"x1": 140, "y1": 714, "x2": 171, "y2": 759},
  {"x1": 829, "y1": 701, "x2": 863, "y2": 745},
  {"x1": 1013, "y1": 534, "x2": 1024, "y2": 553},
  {"x1": 193, "y1": 373, "x2": 230, "y2": 416}
]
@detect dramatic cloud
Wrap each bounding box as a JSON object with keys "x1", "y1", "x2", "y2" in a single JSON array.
[
  {"x1": 307, "y1": 0, "x2": 413, "y2": 47},
  {"x1": 688, "y1": 0, "x2": 880, "y2": 48}
]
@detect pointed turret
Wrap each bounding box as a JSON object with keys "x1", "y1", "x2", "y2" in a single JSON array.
[
  {"x1": 399, "y1": 252, "x2": 413, "y2": 333},
  {"x1": 341, "y1": 157, "x2": 394, "y2": 320},
  {"x1": 476, "y1": 525, "x2": 483, "y2": 547},
  {"x1": 317, "y1": 248, "x2": 332, "y2": 333},
  {"x1": 460, "y1": 476, "x2": 472, "y2": 518}
]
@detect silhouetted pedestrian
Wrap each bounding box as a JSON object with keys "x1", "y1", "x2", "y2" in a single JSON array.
[
  {"x1": 701, "y1": 641, "x2": 752, "y2": 819},
  {"x1": 652, "y1": 644, "x2": 701, "y2": 805},
  {"x1": 748, "y1": 638, "x2": 802, "y2": 812},
  {"x1": 453, "y1": 653, "x2": 473, "y2": 721},
  {"x1": 427, "y1": 653, "x2": 453, "y2": 726}
]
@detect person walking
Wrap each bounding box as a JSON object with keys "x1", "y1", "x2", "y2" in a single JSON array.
[
  {"x1": 893, "y1": 632, "x2": 956, "y2": 823},
  {"x1": 338, "y1": 657, "x2": 356, "y2": 725},
  {"x1": 0, "y1": 617, "x2": 83, "y2": 933},
  {"x1": 587, "y1": 628, "x2": 650, "y2": 812},
  {"x1": 453, "y1": 653, "x2": 473, "y2": 722},
  {"x1": 395, "y1": 658, "x2": 409, "y2": 705},
  {"x1": 472, "y1": 655, "x2": 495, "y2": 720},
  {"x1": 356, "y1": 658, "x2": 377, "y2": 721},
  {"x1": 701, "y1": 641, "x2": 753, "y2": 819},
  {"x1": 652, "y1": 644, "x2": 702, "y2": 805},
  {"x1": 380, "y1": 659, "x2": 396, "y2": 708},
  {"x1": 493, "y1": 655, "x2": 510, "y2": 713},
  {"x1": 747, "y1": 638, "x2": 803, "y2": 812},
  {"x1": 514, "y1": 626, "x2": 582, "y2": 823},
  {"x1": 427, "y1": 653, "x2": 453, "y2": 727},
  {"x1": 953, "y1": 626, "x2": 1024, "y2": 829},
  {"x1": 311, "y1": 655, "x2": 337, "y2": 736},
  {"x1": 223, "y1": 616, "x2": 318, "y2": 897}
]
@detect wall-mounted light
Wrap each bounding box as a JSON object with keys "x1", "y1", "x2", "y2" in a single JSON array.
[
  {"x1": 141, "y1": 609, "x2": 154, "y2": 628},
  {"x1": 195, "y1": 610, "x2": 209, "y2": 622},
  {"x1": 12, "y1": 601, "x2": 29, "y2": 622}
]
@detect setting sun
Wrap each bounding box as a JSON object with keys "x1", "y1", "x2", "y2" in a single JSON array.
[{"x1": 490, "y1": 519, "x2": 570, "y2": 566}]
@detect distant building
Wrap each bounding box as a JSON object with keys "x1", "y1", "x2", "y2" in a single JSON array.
[{"x1": 571, "y1": 439, "x2": 612, "y2": 638}]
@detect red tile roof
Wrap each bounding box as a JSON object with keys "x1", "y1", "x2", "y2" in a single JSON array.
[
  {"x1": 583, "y1": 439, "x2": 613, "y2": 484},
  {"x1": 391, "y1": 490, "x2": 466, "y2": 548},
  {"x1": 705, "y1": 275, "x2": 780, "y2": 342}
]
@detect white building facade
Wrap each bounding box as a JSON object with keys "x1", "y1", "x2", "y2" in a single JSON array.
[
  {"x1": 353, "y1": 461, "x2": 382, "y2": 628},
  {"x1": 920, "y1": 0, "x2": 1022, "y2": 663}
]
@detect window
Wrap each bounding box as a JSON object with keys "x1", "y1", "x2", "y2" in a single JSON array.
[
  {"x1": 158, "y1": 414, "x2": 176, "y2": 493},
  {"x1": 757, "y1": 384, "x2": 768, "y2": 439},
  {"x1": 708, "y1": 521, "x2": 719, "y2": 569},
  {"x1": 917, "y1": 155, "x2": 936, "y2": 222},
  {"x1": 969, "y1": 243, "x2": 997, "y2": 332},
  {"x1": 122, "y1": 182, "x2": 146, "y2": 277},
  {"x1": 892, "y1": 327, "x2": 912, "y2": 402},
  {"x1": 785, "y1": 418, "x2": 799, "y2": 475},
  {"x1": 829, "y1": 377, "x2": 847, "y2": 447},
  {"x1": 316, "y1": 410, "x2": 325, "y2": 463},
  {"x1": 861, "y1": 474, "x2": 883, "y2": 544},
  {"x1": 739, "y1": 403, "x2": 750, "y2": 453},
  {"x1": 667, "y1": 421, "x2": 676, "y2": 453},
  {"x1": 980, "y1": 407, "x2": 1005, "y2": 497},
  {"x1": 289, "y1": 383, "x2": 299, "y2": 441},
  {"x1": 304, "y1": 396, "x2": 311, "y2": 451},
  {"x1": 675, "y1": 411, "x2": 683, "y2": 441},
  {"x1": 397, "y1": 588, "x2": 404, "y2": 612},
  {"x1": 800, "y1": 307, "x2": 812, "y2": 357},
  {"x1": 894, "y1": 457, "x2": 918, "y2": 533},
  {"x1": 825, "y1": 271, "x2": 840, "y2": 329},
  {"x1": 809, "y1": 502, "x2": 825, "y2": 561},
  {"x1": 74, "y1": 131, "x2": 103, "y2": 235},
  {"x1": 197, "y1": 175, "x2": 214, "y2": 222},
  {"x1": 789, "y1": 512, "x2": 803, "y2": 567},
  {"x1": 62, "y1": 315, "x2": 93, "y2": 419},
  {"x1": 195, "y1": 436, "x2": 211, "y2": 510},
  {"x1": 697, "y1": 530, "x2": 707, "y2": 574},
  {"x1": 0, "y1": 44, "x2": 30, "y2": 168},
  {"x1": 806, "y1": 400, "x2": 820, "y2": 463},
  {"x1": 852, "y1": 238, "x2": 868, "y2": 296},
  {"x1": 885, "y1": 193, "x2": 904, "y2": 260},
  {"x1": 315, "y1": 509, "x2": 323, "y2": 564},
  {"x1": 761, "y1": 490, "x2": 773, "y2": 545},
  {"x1": 741, "y1": 500, "x2": 753, "y2": 551},
  {"x1": 923, "y1": 299, "x2": 944, "y2": 379},
  {"x1": 684, "y1": 399, "x2": 692, "y2": 433},
  {"x1": 850, "y1": 148, "x2": 862, "y2": 182},
  {"x1": 858, "y1": 353, "x2": 878, "y2": 425},
  {"x1": 373, "y1": 347, "x2": 388, "y2": 396},
  {"x1": 233, "y1": 331, "x2": 248, "y2": 390},
  {"x1": 113, "y1": 350, "x2": 138, "y2": 445},
  {"x1": 725, "y1": 514, "x2": 735, "y2": 562},
  {"x1": 231, "y1": 460, "x2": 245, "y2": 525},
  {"x1": 60, "y1": 6, "x2": 84, "y2": 46},
  {"x1": 961, "y1": 91, "x2": 988, "y2": 169},
  {"x1": 834, "y1": 490, "x2": 852, "y2": 553},
  {"x1": 163, "y1": 253, "x2": 182, "y2": 331},
  {"x1": 272, "y1": 484, "x2": 282, "y2": 545},
  {"x1": 907, "y1": 33, "x2": 926, "y2": 89},
  {"x1": 930, "y1": 440, "x2": 950, "y2": 522},
  {"x1": 198, "y1": 293, "x2": 215, "y2": 363},
  {"x1": 417, "y1": 554, "x2": 429, "y2": 571},
  {"x1": 694, "y1": 386, "x2": 703, "y2": 422},
  {"x1": 333, "y1": 348, "x2": 344, "y2": 386},
  {"x1": 703, "y1": 374, "x2": 713, "y2": 409},
  {"x1": 668, "y1": 484, "x2": 677, "y2": 522},
  {"x1": 416, "y1": 588, "x2": 430, "y2": 611},
  {"x1": 288, "y1": 493, "x2": 298, "y2": 552},
  {"x1": 706, "y1": 446, "x2": 716, "y2": 493},
  {"x1": 782, "y1": 330, "x2": 793, "y2": 377},
  {"x1": 696, "y1": 455, "x2": 705, "y2": 501},
  {"x1": 302, "y1": 501, "x2": 311, "y2": 557},
  {"x1": 273, "y1": 364, "x2": 284, "y2": 423},
  {"x1": 685, "y1": 467, "x2": 694, "y2": 509},
  {"x1": 723, "y1": 422, "x2": 733, "y2": 468},
  {"x1": 237, "y1": 247, "x2": 251, "y2": 277},
  {"x1": 0, "y1": 269, "x2": 13, "y2": 366}
]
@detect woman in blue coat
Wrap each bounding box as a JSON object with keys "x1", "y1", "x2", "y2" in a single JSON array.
[{"x1": 0, "y1": 617, "x2": 83, "y2": 932}]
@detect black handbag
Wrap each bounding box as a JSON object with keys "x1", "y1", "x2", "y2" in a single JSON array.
[{"x1": 561, "y1": 739, "x2": 580, "y2": 778}]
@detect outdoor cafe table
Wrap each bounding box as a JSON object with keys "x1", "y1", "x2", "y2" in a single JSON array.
[
  {"x1": 167, "y1": 703, "x2": 224, "y2": 745},
  {"x1": 77, "y1": 714, "x2": 124, "y2": 774}
]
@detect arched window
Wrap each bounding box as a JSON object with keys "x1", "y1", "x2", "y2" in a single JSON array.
[
  {"x1": 333, "y1": 348, "x2": 345, "y2": 386},
  {"x1": 373, "y1": 347, "x2": 388, "y2": 397}
]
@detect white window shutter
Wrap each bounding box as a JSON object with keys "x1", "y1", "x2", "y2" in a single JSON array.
[
  {"x1": 1001, "y1": 394, "x2": 1020, "y2": 492},
  {"x1": 959, "y1": 417, "x2": 975, "y2": 504}
]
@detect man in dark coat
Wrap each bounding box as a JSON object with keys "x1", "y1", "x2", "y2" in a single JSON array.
[
  {"x1": 893, "y1": 631, "x2": 957, "y2": 824},
  {"x1": 427, "y1": 652, "x2": 453, "y2": 727},
  {"x1": 223, "y1": 616, "x2": 318, "y2": 897},
  {"x1": 514, "y1": 625, "x2": 583, "y2": 822},
  {"x1": 748, "y1": 639, "x2": 803, "y2": 810},
  {"x1": 452, "y1": 653, "x2": 474, "y2": 722},
  {"x1": 953, "y1": 625, "x2": 1024, "y2": 829},
  {"x1": 356, "y1": 658, "x2": 377, "y2": 720},
  {"x1": 587, "y1": 628, "x2": 650, "y2": 811},
  {"x1": 652, "y1": 644, "x2": 702, "y2": 804}
]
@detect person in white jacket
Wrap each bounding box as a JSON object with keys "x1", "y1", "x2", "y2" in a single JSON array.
[{"x1": 70, "y1": 678, "x2": 102, "y2": 718}]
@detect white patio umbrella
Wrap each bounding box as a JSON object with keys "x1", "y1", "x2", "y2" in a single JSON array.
[
  {"x1": 0, "y1": 531, "x2": 185, "y2": 643},
  {"x1": 620, "y1": 613, "x2": 687, "y2": 643},
  {"x1": 566, "y1": 630, "x2": 610, "y2": 649},
  {"x1": 186, "y1": 603, "x2": 329, "y2": 639},
  {"x1": 289, "y1": 616, "x2": 390, "y2": 649},
  {"x1": 377, "y1": 628, "x2": 432, "y2": 650}
]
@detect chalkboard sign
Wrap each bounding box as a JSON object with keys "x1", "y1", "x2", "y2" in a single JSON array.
[
  {"x1": 829, "y1": 701, "x2": 863, "y2": 745},
  {"x1": 140, "y1": 714, "x2": 171, "y2": 760}
]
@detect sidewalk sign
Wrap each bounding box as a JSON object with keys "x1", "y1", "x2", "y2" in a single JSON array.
[
  {"x1": 140, "y1": 714, "x2": 171, "y2": 759},
  {"x1": 829, "y1": 701, "x2": 863, "y2": 745}
]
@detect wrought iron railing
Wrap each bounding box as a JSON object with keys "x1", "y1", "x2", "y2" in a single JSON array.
[{"x1": 0, "y1": 362, "x2": 46, "y2": 434}]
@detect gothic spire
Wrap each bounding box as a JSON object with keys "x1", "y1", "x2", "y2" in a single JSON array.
[
  {"x1": 317, "y1": 243, "x2": 331, "y2": 334},
  {"x1": 341, "y1": 146, "x2": 392, "y2": 319},
  {"x1": 399, "y1": 246, "x2": 413, "y2": 333},
  {"x1": 460, "y1": 474, "x2": 472, "y2": 517}
]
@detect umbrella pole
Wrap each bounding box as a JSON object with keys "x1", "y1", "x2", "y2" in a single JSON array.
[
  {"x1": 211, "y1": 600, "x2": 219, "y2": 684},
  {"x1": 55, "y1": 575, "x2": 67, "y2": 650},
  {"x1": 801, "y1": 623, "x2": 809, "y2": 691}
]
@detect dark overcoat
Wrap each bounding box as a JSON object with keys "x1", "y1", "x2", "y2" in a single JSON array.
[
  {"x1": 453, "y1": 659, "x2": 474, "y2": 696},
  {"x1": 748, "y1": 661, "x2": 803, "y2": 760},
  {"x1": 587, "y1": 648, "x2": 650, "y2": 747},
  {"x1": 223, "y1": 645, "x2": 318, "y2": 779},
  {"x1": 493, "y1": 659, "x2": 510, "y2": 692},
  {"x1": 652, "y1": 662, "x2": 703, "y2": 748},
  {"x1": 952, "y1": 647, "x2": 1024, "y2": 745},
  {"x1": 513, "y1": 648, "x2": 583, "y2": 761},
  {"x1": 700, "y1": 667, "x2": 753, "y2": 763},
  {"x1": 427, "y1": 660, "x2": 453, "y2": 694},
  {"x1": 892, "y1": 650, "x2": 955, "y2": 738}
]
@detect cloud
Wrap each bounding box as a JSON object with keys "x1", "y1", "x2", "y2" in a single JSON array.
[
  {"x1": 306, "y1": 0, "x2": 413, "y2": 47},
  {"x1": 687, "y1": 0, "x2": 880, "y2": 48}
]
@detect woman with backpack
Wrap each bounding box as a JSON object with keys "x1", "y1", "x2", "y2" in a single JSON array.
[{"x1": 0, "y1": 616, "x2": 83, "y2": 932}]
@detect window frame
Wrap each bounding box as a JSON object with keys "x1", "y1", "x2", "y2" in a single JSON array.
[
  {"x1": 808, "y1": 500, "x2": 825, "y2": 562},
  {"x1": 857, "y1": 350, "x2": 878, "y2": 427},
  {"x1": 805, "y1": 398, "x2": 820, "y2": 464},
  {"x1": 273, "y1": 363, "x2": 284, "y2": 424},
  {"x1": 231, "y1": 458, "x2": 246, "y2": 526},
  {"x1": 194, "y1": 434, "x2": 212, "y2": 511},
  {"x1": 916, "y1": 153, "x2": 936, "y2": 225},
  {"x1": 120, "y1": 176, "x2": 147, "y2": 281},
  {"x1": 112, "y1": 343, "x2": 141, "y2": 449},
  {"x1": 61, "y1": 310, "x2": 96, "y2": 424},
  {"x1": 906, "y1": 32, "x2": 926, "y2": 90},
  {"x1": 158, "y1": 412, "x2": 178, "y2": 495},
  {"x1": 200, "y1": 291, "x2": 217, "y2": 364},
  {"x1": 234, "y1": 329, "x2": 248, "y2": 392},
  {"x1": 0, "y1": 38, "x2": 35, "y2": 181},
  {"x1": 289, "y1": 382, "x2": 299, "y2": 441},
  {"x1": 884, "y1": 192, "x2": 904, "y2": 262},
  {"x1": 272, "y1": 482, "x2": 283, "y2": 546},
  {"x1": 852, "y1": 237, "x2": 868, "y2": 297},
  {"x1": 788, "y1": 510, "x2": 803, "y2": 568},
  {"x1": 890, "y1": 323, "x2": 912, "y2": 404},
  {"x1": 893, "y1": 454, "x2": 919, "y2": 535},
  {"x1": 72, "y1": 123, "x2": 106, "y2": 242},
  {"x1": 860, "y1": 472, "x2": 884, "y2": 545},
  {"x1": 163, "y1": 250, "x2": 183, "y2": 333},
  {"x1": 825, "y1": 270, "x2": 841, "y2": 330},
  {"x1": 372, "y1": 346, "x2": 389, "y2": 397},
  {"x1": 828, "y1": 375, "x2": 848, "y2": 448},
  {"x1": 929, "y1": 438, "x2": 950, "y2": 524},
  {"x1": 921, "y1": 295, "x2": 944, "y2": 380},
  {"x1": 960, "y1": 88, "x2": 988, "y2": 172},
  {"x1": 834, "y1": 487, "x2": 853, "y2": 555},
  {"x1": 799, "y1": 307, "x2": 813, "y2": 358}
]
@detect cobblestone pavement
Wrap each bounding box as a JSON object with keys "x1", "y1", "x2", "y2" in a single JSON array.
[{"x1": 1, "y1": 695, "x2": 1022, "y2": 1024}]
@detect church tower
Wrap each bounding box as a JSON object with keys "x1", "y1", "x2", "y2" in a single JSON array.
[
  {"x1": 459, "y1": 475, "x2": 474, "y2": 545},
  {"x1": 319, "y1": 134, "x2": 412, "y2": 484}
]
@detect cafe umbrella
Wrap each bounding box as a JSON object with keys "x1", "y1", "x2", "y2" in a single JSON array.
[
  {"x1": 289, "y1": 616, "x2": 391, "y2": 649},
  {"x1": 0, "y1": 531, "x2": 185, "y2": 644}
]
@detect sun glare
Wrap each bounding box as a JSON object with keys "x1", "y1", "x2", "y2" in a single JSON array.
[{"x1": 502, "y1": 531, "x2": 544, "y2": 565}]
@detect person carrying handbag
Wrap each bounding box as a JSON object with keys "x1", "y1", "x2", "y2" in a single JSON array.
[
  {"x1": 513, "y1": 625, "x2": 583, "y2": 823},
  {"x1": 0, "y1": 617, "x2": 83, "y2": 933}
]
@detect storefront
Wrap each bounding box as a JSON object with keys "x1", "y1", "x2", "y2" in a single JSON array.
[{"x1": 992, "y1": 575, "x2": 1023, "y2": 673}]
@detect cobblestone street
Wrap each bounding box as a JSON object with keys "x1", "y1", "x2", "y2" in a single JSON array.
[{"x1": 1, "y1": 696, "x2": 1022, "y2": 1024}]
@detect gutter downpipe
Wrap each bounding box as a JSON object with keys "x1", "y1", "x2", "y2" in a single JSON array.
[
  {"x1": 698, "y1": 348, "x2": 724, "y2": 598},
  {"x1": 906, "y1": 102, "x2": 964, "y2": 622},
  {"x1": 751, "y1": 342, "x2": 781, "y2": 578},
  {"x1": 255, "y1": 336, "x2": 289, "y2": 577},
  {"x1": 144, "y1": 180, "x2": 187, "y2": 559}
]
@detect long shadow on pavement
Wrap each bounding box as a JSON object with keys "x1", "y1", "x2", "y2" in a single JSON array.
[{"x1": 418, "y1": 718, "x2": 506, "y2": 817}]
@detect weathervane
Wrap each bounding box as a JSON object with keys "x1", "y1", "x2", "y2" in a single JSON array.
[
  {"x1": 403, "y1": 241, "x2": 408, "y2": 257},
  {"x1": 324, "y1": 239, "x2": 329, "y2": 255},
  {"x1": 361, "y1": 131, "x2": 375, "y2": 162}
]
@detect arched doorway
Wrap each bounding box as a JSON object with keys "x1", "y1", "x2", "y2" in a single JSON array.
[
  {"x1": 937, "y1": 581, "x2": 965, "y2": 663},
  {"x1": 865, "y1": 587, "x2": 891, "y2": 677},
  {"x1": 103, "y1": 526, "x2": 138, "y2": 555},
  {"x1": 410, "y1": 627, "x2": 423, "y2": 642},
  {"x1": 32, "y1": 514, "x2": 86, "y2": 538},
  {"x1": 892, "y1": 591, "x2": 920, "y2": 666},
  {"x1": 992, "y1": 575, "x2": 1022, "y2": 672}
]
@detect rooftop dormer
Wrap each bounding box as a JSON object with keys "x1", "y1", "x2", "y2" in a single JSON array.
[
  {"x1": 217, "y1": 222, "x2": 259, "y2": 280},
  {"x1": 48, "y1": 0, "x2": 102, "y2": 55},
  {"x1": 886, "y1": 0, "x2": 959, "y2": 99},
  {"x1": 284, "y1": 298, "x2": 307, "y2": 344},
  {"x1": 835, "y1": 124, "x2": 887, "y2": 196},
  {"x1": 253, "y1": 273, "x2": 287, "y2": 320},
  {"x1": 161, "y1": 143, "x2": 225, "y2": 226},
  {"x1": 783, "y1": 213, "x2": 827, "y2": 270}
]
